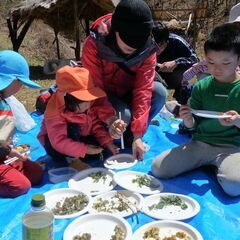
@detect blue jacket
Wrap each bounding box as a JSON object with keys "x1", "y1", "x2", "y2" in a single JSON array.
[{"x1": 157, "y1": 33, "x2": 199, "y2": 69}]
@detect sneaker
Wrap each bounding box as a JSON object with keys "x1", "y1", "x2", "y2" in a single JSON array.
[{"x1": 165, "y1": 100, "x2": 180, "y2": 117}]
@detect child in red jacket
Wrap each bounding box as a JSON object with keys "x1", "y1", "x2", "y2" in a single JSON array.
[
  {"x1": 0, "y1": 50, "x2": 43, "y2": 197},
  {"x1": 38, "y1": 65, "x2": 125, "y2": 167}
]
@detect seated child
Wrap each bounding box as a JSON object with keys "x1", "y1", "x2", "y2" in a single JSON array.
[
  {"x1": 151, "y1": 23, "x2": 240, "y2": 197},
  {"x1": 38, "y1": 65, "x2": 125, "y2": 167},
  {"x1": 0, "y1": 50, "x2": 44, "y2": 198}
]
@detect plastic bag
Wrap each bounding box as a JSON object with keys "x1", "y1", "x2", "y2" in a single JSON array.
[{"x1": 5, "y1": 96, "x2": 36, "y2": 132}]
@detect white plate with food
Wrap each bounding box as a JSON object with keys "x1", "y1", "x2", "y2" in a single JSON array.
[
  {"x1": 89, "y1": 190, "x2": 144, "y2": 217},
  {"x1": 113, "y1": 171, "x2": 163, "y2": 195},
  {"x1": 132, "y1": 220, "x2": 203, "y2": 240},
  {"x1": 68, "y1": 167, "x2": 116, "y2": 196},
  {"x1": 142, "y1": 193, "x2": 200, "y2": 220},
  {"x1": 191, "y1": 109, "x2": 231, "y2": 119},
  {"x1": 63, "y1": 213, "x2": 132, "y2": 240},
  {"x1": 104, "y1": 153, "x2": 137, "y2": 170},
  {"x1": 44, "y1": 188, "x2": 91, "y2": 219}
]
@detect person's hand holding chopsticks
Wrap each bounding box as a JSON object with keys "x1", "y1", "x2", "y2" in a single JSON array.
[
  {"x1": 4, "y1": 147, "x2": 30, "y2": 165},
  {"x1": 108, "y1": 118, "x2": 127, "y2": 139}
]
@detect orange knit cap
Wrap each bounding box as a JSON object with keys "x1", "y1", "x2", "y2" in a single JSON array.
[{"x1": 56, "y1": 66, "x2": 106, "y2": 101}]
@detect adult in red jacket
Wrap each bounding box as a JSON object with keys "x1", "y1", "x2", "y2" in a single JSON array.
[{"x1": 82, "y1": 0, "x2": 167, "y2": 160}]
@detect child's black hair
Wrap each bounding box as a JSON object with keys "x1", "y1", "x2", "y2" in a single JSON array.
[
  {"x1": 152, "y1": 21, "x2": 169, "y2": 44},
  {"x1": 204, "y1": 23, "x2": 240, "y2": 56},
  {"x1": 64, "y1": 93, "x2": 85, "y2": 112}
]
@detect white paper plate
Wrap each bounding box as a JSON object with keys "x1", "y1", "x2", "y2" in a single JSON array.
[
  {"x1": 132, "y1": 220, "x2": 203, "y2": 240},
  {"x1": 191, "y1": 109, "x2": 231, "y2": 119},
  {"x1": 114, "y1": 171, "x2": 163, "y2": 195},
  {"x1": 104, "y1": 153, "x2": 137, "y2": 170},
  {"x1": 89, "y1": 190, "x2": 144, "y2": 217},
  {"x1": 44, "y1": 188, "x2": 91, "y2": 219},
  {"x1": 63, "y1": 213, "x2": 132, "y2": 240},
  {"x1": 142, "y1": 193, "x2": 200, "y2": 220},
  {"x1": 68, "y1": 167, "x2": 116, "y2": 196}
]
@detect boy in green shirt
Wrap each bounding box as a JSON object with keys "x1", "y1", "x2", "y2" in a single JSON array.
[{"x1": 151, "y1": 23, "x2": 240, "y2": 197}]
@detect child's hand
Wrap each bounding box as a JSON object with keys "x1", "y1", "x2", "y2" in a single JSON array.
[
  {"x1": 106, "y1": 143, "x2": 120, "y2": 155},
  {"x1": 108, "y1": 119, "x2": 127, "y2": 139},
  {"x1": 86, "y1": 145, "x2": 103, "y2": 155},
  {"x1": 219, "y1": 110, "x2": 240, "y2": 127},
  {"x1": 9, "y1": 148, "x2": 30, "y2": 162},
  {"x1": 179, "y1": 105, "x2": 194, "y2": 128}
]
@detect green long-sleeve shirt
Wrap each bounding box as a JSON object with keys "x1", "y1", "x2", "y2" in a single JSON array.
[{"x1": 190, "y1": 76, "x2": 240, "y2": 146}]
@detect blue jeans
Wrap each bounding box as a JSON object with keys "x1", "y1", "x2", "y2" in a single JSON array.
[{"x1": 108, "y1": 81, "x2": 167, "y2": 125}]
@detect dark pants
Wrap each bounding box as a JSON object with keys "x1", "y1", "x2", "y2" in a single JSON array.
[
  {"x1": 158, "y1": 68, "x2": 188, "y2": 102},
  {"x1": 44, "y1": 122, "x2": 100, "y2": 164}
]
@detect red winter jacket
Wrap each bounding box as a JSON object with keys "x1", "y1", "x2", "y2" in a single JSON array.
[
  {"x1": 38, "y1": 94, "x2": 115, "y2": 158},
  {"x1": 82, "y1": 14, "x2": 157, "y2": 136}
]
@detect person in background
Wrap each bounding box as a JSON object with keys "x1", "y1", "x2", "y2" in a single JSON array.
[
  {"x1": 82, "y1": 0, "x2": 167, "y2": 160},
  {"x1": 38, "y1": 65, "x2": 125, "y2": 169},
  {"x1": 0, "y1": 50, "x2": 43, "y2": 198},
  {"x1": 151, "y1": 23, "x2": 240, "y2": 197},
  {"x1": 152, "y1": 21, "x2": 199, "y2": 104}
]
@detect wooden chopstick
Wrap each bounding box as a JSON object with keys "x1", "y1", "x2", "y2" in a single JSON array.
[
  {"x1": 4, "y1": 157, "x2": 19, "y2": 165},
  {"x1": 119, "y1": 112, "x2": 125, "y2": 150}
]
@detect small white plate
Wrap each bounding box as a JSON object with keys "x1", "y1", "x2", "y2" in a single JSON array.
[
  {"x1": 104, "y1": 153, "x2": 137, "y2": 170},
  {"x1": 114, "y1": 171, "x2": 163, "y2": 195},
  {"x1": 63, "y1": 213, "x2": 132, "y2": 240},
  {"x1": 142, "y1": 193, "x2": 200, "y2": 220},
  {"x1": 191, "y1": 109, "x2": 231, "y2": 119},
  {"x1": 132, "y1": 220, "x2": 203, "y2": 240},
  {"x1": 68, "y1": 167, "x2": 116, "y2": 196},
  {"x1": 89, "y1": 190, "x2": 144, "y2": 217},
  {"x1": 44, "y1": 188, "x2": 91, "y2": 219}
]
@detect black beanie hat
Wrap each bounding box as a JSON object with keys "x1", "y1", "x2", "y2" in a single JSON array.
[{"x1": 111, "y1": 0, "x2": 153, "y2": 49}]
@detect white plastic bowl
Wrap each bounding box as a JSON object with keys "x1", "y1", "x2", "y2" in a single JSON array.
[{"x1": 48, "y1": 167, "x2": 78, "y2": 183}]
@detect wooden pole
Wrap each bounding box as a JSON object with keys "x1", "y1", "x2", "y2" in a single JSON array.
[
  {"x1": 74, "y1": 0, "x2": 80, "y2": 61},
  {"x1": 7, "y1": 17, "x2": 33, "y2": 52},
  {"x1": 54, "y1": 30, "x2": 61, "y2": 59}
]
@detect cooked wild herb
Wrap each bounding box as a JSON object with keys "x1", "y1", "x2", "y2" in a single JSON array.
[
  {"x1": 110, "y1": 225, "x2": 125, "y2": 240},
  {"x1": 52, "y1": 194, "x2": 88, "y2": 215},
  {"x1": 132, "y1": 175, "x2": 159, "y2": 188},
  {"x1": 143, "y1": 227, "x2": 193, "y2": 240},
  {"x1": 99, "y1": 152, "x2": 104, "y2": 161},
  {"x1": 72, "y1": 233, "x2": 91, "y2": 240},
  {"x1": 89, "y1": 171, "x2": 107, "y2": 183},
  {"x1": 148, "y1": 195, "x2": 188, "y2": 211},
  {"x1": 92, "y1": 193, "x2": 130, "y2": 213},
  {"x1": 143, "y1": 226, "x2": 160, "y2": 240}
]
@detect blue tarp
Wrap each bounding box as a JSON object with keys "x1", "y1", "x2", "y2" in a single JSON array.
[{"x1": 0, "y1": 113, "x2": 240, "y2": 240}]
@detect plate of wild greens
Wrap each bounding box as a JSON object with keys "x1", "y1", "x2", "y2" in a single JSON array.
[
  {"x1": 132, "y1": 220, "x2": 203, "y2": 240},
  {"x1": 68, "y1": 168, "x2": 116, "y2": 196},
  {"x1": 113, "y1": 171, "x2": 163, "y2": 195},
  {"x1": 89, "y1": 190, "x2": 144, "y2": 217},
  {"x1": 63, "y1": 213, "x2": 132, "y2": 240},
  {"x1": 142, "y1": 193, "x2": 200, "y2": 220},
  {"x1": 44, "y1": 188, "x2": 92, "y2": 219}
]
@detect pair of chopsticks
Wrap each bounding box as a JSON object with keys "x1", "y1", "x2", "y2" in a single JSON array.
[
  {"x1": 3, "y1": 147, "x2": 39, "y2": 165},
  {"x1": 119, "y1": 112, "x2": 125, "y2": 150},
  {"x1": 117, "y1": 193, "x2": 139, "y2": 224},
  {"x1": 4, "y1": 156, "x2": 19, "y2": 165}
]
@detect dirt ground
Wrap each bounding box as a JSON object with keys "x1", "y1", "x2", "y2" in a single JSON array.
[{"x1": 0, "y1": 0, "x2": 238, "y2": 111}]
